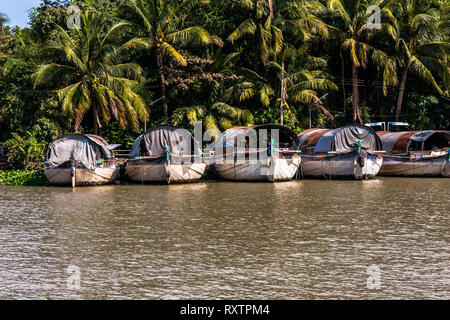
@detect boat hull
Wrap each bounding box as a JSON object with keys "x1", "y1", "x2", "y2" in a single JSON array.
[
  {"x1": 213, "y1": 156, "x2": 301, "y2": 182},
  {"x1": 300, "y1": 152, "x2": 383, "y2": 180},
  {"x1": 126, "y1": 161, "x2": 206, "y2": 184},
  {"x1": 379, "y1": 154, "x2": 450, "y2": 177},
  {"x1": 44, "y1": 167, "x2": 120, "y2": 186}
]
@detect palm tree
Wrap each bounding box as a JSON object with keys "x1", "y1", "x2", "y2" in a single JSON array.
[
  {"x1": 33, "y1": 11, "x2": 149, "y2": 135},
  {"x1": 0, "y1": 13, "x2": 10, "y2": 70},
  {"x1": 227, "y1": 0, "x2": 283, "y2": 69},
  {"x1": 388, "y1": 0, "x2": 449, "y2": 121},
  {"x1": 325, "y1": 0, "x2": 397, "y2": 123},
  {"x1": 171, "y1": 102, "x2": 254, "y2": 139},
  {"x1": 276, "y1": 1, "x2": 334, "y2": 123},
  {"x1": 227, "y1": 67, "x2": 276, "y2": 108},
  {"x1": 279, "y1": 0, "x2": 329, "y2": 45},
  {"x1": 121, "y1": 0, "x2": 223, "y2": 118},
  {"x1": 280, "y1": 44, "x2": 338, "y2": 121},
  {"x1": 0, "y1": 13, "x2": 9, "y2": 36}
]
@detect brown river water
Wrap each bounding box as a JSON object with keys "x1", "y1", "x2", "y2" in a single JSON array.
[{"x1": 0, "y1": 178, "x2": 448, "y2": 299}]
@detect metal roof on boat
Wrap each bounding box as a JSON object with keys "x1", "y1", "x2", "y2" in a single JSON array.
[{"x1": 377, "y1": 130, "x2": 450, "y2": 154}]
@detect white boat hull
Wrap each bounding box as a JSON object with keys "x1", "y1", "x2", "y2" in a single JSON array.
[
  {"x1": 213, "y1": 156, "x2": 301, "y2": 182},
  {"x1": 379, "y1": 154, "x2": 450, "y2": 177},
  {"x1": 45, "y1": 167, "x2": 120, "y2": 186},
  {"x1": 126, "y1": 161, "x2": 206, "y2": 184},
  {"x1": 300, "y1": 152, "x2": 383, "y2": 180}
]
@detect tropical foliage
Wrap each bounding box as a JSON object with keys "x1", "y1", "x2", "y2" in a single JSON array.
[
  {"x1": 32, "y1": 11, "x2": 149, "y2": 134},
  {"x1": 0, "y1": 0, "x2": 448, "y2": 169}
]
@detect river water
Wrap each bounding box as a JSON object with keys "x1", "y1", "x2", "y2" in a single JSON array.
[{"x1": 0, "y1": 178, "x2": 448, "y2": 299}]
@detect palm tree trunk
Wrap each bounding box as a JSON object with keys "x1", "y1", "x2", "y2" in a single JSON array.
[
  {"x1": 254, "y1": 2, "x2": 261, "y2": 72},
  {"x1": 268, "y1": 0, "x2": 273, "y2": 19},
  {"x1": 92, "y1": 102, "x2": 99, "y2": 135},
  {"x1": 156, "y1": 47, "x2": 168, "y2": 118},
  {"x1": 280, "y1": 61, "x2": 284, "y2": 125},
  {"x1": 395, "y1": 63, "x2": 409, "y2": 122},
  {"x1": 340, "y1": 49, "x2": 346, "y2": 116},
  {"x1": 351, "y1": 60, "x2": 362, "y2": 124}
]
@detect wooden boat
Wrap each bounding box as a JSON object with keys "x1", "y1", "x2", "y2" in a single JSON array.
[
  {"x1": 44, "y1": 134, "x2": 120, "y2": 186},
  {"x1": 377, "y1": 130, "x2": 450, "y2": 177},
  {"x1": 208, "y1": 124, "x2": 301, "y2": 182},
  {"x1": 297, "y1": 125, "x2": 384, "y2": 180},
  {"x1": 126, "y1": 125, "x2": 206, "y2": 184}
]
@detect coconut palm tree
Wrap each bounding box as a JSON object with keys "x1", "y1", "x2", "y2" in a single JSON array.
[
  {"x1": 227, "y1": 67, "x2": 276, "y2": 108},
  {"x1": 120, "y1": 0, "x2": 223, "y2": 118},
  {"x1": 388, "y1": 0, "x2": 449, "y2": 121},
  {"x1": 33, "y1": 11, "x2": 149, "y2": 135},
  {"x1": 0, "y1": 13, "x2": 10, "y2": 69},
  {"x1": 171, "y1": 102, "x2": 254, "y2": 139},
  {"x1": 227, "y1": 0, "x2": 283, "y2": 70},
  {"x1": 325, "y1": 0, "x2": 398, "y2": 123},
  {"x1": 0, "y1": 13, "x2": 9, "y2": 36},
  {"x1": 280, "y1": 44, "x2": 338, "y2": 121}
]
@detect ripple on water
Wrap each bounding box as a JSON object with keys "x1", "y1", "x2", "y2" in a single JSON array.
[{"x1": 0, "y1": 178, "x2": 448, "y2": 299}]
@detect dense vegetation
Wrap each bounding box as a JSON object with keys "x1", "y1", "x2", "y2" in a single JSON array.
[
  {"x1": 0, "y1": 170, "x2": 49, "y2": 186},
  {"x1": 0, "y1": 0, "x2": 449, "y2": 168}
]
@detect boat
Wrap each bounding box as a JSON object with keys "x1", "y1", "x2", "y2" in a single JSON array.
[
  {"x1": 125, "y1": 125, "x2": 206, "y2": 184},
  {"x1": 297, "y1": 124, "x2": 384, "y2": 179},
  {"x1": 208, "y1": 124, "x2": 301, "y2": 182},
  {"x1": 44, "y1": 134, "x2": 120, "y2": 186},
  {"x1": 377, "y1": 130, "x2": 450, "y2": 177}
]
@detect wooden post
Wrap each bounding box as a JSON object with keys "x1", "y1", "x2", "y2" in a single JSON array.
[
  {"x1": 71, "y1": 159, "x2": 76, "y2": 188},
  {"x1": 166, "y1": 146, "x2": 170, "y2": 163},
  {"x1": 165, "y1": 146, "x2": 171, "y2": 183}
]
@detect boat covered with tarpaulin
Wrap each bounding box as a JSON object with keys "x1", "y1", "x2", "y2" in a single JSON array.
[
  {"x1": 44, "y1": 134, "x2": 120, "y2": 186},
  {"x1": 208, "y1": 124, "x2": 301, "y2": 182},
  {"x1": 297, "y1": 125, "x2": 384, "y2": 179},
  {"x1": 377, "y1": 130, "x2": 450, "y2": 177},
  {"x1": 126, "y1": 125, "x2": 206, "y2": 184}
]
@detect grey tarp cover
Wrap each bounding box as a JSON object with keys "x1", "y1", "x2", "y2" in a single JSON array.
[
  {"x1": 208, "y1": 124, "x2": 299, "y2": 150},
  {"x1": 314, "y1": 124, "x2": 381, "y2": 153},
  {"x1": 45, "y1": 134, "x2": 112, "y2": 171},
  {"x1": 129, "y1": 125, "x2": 202, "y2": 161}
]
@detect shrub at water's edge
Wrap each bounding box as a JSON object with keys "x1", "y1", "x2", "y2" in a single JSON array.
[{"x1": 0, "y1": 170, "x2": 49, "y2": 186}]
